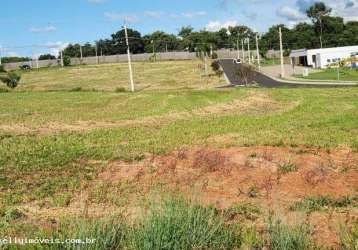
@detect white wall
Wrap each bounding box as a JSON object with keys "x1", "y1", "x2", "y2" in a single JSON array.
[{"x1": 307, "y1": 46, "x2": 358, "y2": 68}]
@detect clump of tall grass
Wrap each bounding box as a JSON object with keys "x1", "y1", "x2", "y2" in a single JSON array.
[
  {"x1": 339, "y1": 222, "x2": 358, "y2": 250},
  {"x1": 267, "y1": 217, "x2": 315, "y2": 250},
  {"x1": 36, "y1": 197, "x2": 242, "y2": 250},
  {"x1": 127, "y1": 197, "x2": 241, "y2": 250},
  {"x1": 44, "y1": 219, "x2": 125, "y2": 250}
]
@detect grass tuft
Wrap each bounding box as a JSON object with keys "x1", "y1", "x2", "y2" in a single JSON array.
[
  {"x1": 128, "y1": 197, "x2": 241, "y2": 250},
  {"x1": 267, "y1": 217, "x2": 314, "y2": 250},
  {"x1": 278, "y1": 162, "x2": 298, "y2": 175},
  {"x1": 290, "y1": 195, "x2": 358, "y2": 212}
]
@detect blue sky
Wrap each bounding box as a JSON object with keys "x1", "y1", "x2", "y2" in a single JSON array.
[{"x1": 1, "y1": 0, "x2": 357, "y2": 57}]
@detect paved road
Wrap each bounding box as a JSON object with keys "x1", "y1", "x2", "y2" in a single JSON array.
[{"x1": 219, "y1": 59, "x2": 357, "y2": 88}]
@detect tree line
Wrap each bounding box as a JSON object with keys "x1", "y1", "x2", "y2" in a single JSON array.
[{"x1": 2, "y1": 2, "x2": 358, "y2": 63}]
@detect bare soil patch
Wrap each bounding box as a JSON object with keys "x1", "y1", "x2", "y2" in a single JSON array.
[
  {"x1": 17, "y1": 146, "x2": 357, "y2": 247},
  {"x1": 97, "y1": 146, "x2": 358, "y2": 247}
]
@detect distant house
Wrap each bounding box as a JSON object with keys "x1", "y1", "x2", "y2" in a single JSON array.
[{"x1": 290, "y1": 45, "x2": 358, "y2": 69}]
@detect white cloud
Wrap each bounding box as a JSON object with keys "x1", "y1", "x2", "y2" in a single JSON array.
[
  {"x1": 294, "y1": 0, "x2": 358, "y2": 22},
  {"x1": 29, "y1": 25, "x2": 56, "y2": 33},
  {"x1": 104, "y1": 12, "x2": 139, "y2": 23},
  {"x1": 144, "y1": 11, "x2": 164, "y2": 19},
  {"x1": 276, "y1": 6, "x2": 308, "y2": 22},
  {"x1": 44, "y1": 41, "x2": 69, "y2": 55},
  {"x1": 206, "y1": 20, "x2": 238, "y2": 31},
  {"x1": 325, "y1": 0, "x2": 358, "y2": 22},
  {"x1": 182, "y1": 11, "x2": 207, "y2": 18}
]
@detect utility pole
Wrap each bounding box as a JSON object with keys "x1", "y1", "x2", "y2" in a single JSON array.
[
  {"x1": 95, "y1": 45, "x2": 99, "y2": 64},
  {"x1": 34, "y1": 54, "x2": 39, "y2": 69},
  {"x1": 204, "y1": 56, "x2": 208, "y2": 76},
  {"x1": 255, "y1": 34, "x2": 261, "y2": 71},
  {"x1": 247, "y1": 38, "x2": 251, "y2": 64},
  {"x1": 279, "y1": 27, "x2": 285, "y2": 78},
  {"x1": 60, "y1": 50, "x2": 64, "y2": 67},
  {"x1": 124, "y1": 23, "x2": 135, "y2": 92},
  {"x1": 241, "y1": 40, "x2": 245, "y2": 63},
  {"x1": 236, "y1": 39, "x2": 240, "y2": 59},
  {"x1": 0, "y1": 47, "x2": 2, "y2": 65},
  {"x1": 165, "y1": 42, "x2": 168, "y2": 53},
  {"x1": 80, "y1": 45, "x2": 83, "y2": 61}
]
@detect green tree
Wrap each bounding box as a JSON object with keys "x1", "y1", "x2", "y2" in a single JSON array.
[
  {"x1": 342, "y1": 21, "x2": 358, "y2": 46},
  {"x1": 178, "y1": 26, "x2": 194, "y2": 38},
  {"x1": 291, "y1": 23, "x2": 316, "y2": 49},
  {"x1": 260, "y1": 24, "x2": 292, "y2": 56},
  {"x1": 142, "y1": 31, "x2": 179, "y2": 53},
  {"x1": 321, "y1": 16, "x2": 345, "y2": 47},
  {"x1": 111, "y1": 28, "x2": 144, "y2": 54},
  {"x1": 38, "y1": 54, "x2": 56, "y2": 60},
  {"x1": 306, "y1": 2, "x2": 332, "y2": 48},
  {"x1": 228, "y1": 25, "x2": 255, "y2": 49}
]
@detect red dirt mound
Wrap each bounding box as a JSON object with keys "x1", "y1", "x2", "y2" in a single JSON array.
[{"x1": 99, "y1": 146, "x2": 358, "y2": 247}]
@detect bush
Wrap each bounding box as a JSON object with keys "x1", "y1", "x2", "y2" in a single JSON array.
[
  {"x1": 115, "y1": 87, "x2": 126, "y2": 93},
  {"x1": 0, "y1": 65, "x2": 5, "y2": 73},
  {"x1": 0, "y1": 72, "x2": 21, "y2": 88},
  {"x1": 211, "y1": 60, "x2": 223, "y2": 77},
  {"x1": 0, "y1": 87, "x2": 9, "y2": 93},
  {"x1": 235, "y1": 64, "x2": 256, "y2": 85},
  {"x1": 211, "y1": 52, "x2": 218, "y2": 59},
  {"x1": 63, "y1": 56, "x2": 71, "y2": 66},
  {"x1": 69, "y1": 87, "x2": 83, "y2": 92}
]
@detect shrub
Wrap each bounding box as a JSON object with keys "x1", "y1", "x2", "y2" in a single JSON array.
[
  {"x1": 235, "y1": 64, "x2": 256, "y2": 85},
  {"x1": 0, "y1": 87, "x2": 9, "y2": 93},
  {"x1": 69, "y1": 87, "x2": 82, "y2": 92},
  {"x1": 211, "y1": 60, "x2": 223, "y2": 77},
  {"x1": 115, "y1": 87, "x2": 126, "y2": 93},
  {"x1": 211, "y1": 52, "x2": 218, "y2": 59},
  {"x1": 3, "y1": 208, "x2": 25, "y2": 222},
  {"x1": 63, "y1": 56, "x2": 71, "y2": 66},
  {"x1": 0, "y1": 65, "x2": 5, "y2": 73},
  {"x1": 0, "y1": 72, "x2": 21, "y2": 88}
]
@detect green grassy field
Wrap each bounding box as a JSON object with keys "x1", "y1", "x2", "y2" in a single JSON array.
[
  {"x1": 1, "y1": 61, "x2": 358, "y2": 249},
  {"x1": 300, "y1": 68, "x2": 358, "y2": 81},
  {"x1": 12, "y1": 60, "x2": 222, "y2": 91}
]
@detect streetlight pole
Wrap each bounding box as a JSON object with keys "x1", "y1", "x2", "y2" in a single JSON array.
[
  {"x1": 279, "y1": 27, "x2": 285, "y2": 78},
  {"x1": 247, "y1": 38, "x2": 251, "y2": 64},
  {"x1": 124, "y1": 23, "x2": 135, "y2": 92},
  {"x1": 241, "y1": 40, "x2": 245, "y2": 63},
  {"x1": 255, "y1": 34, "x2": 261, "y2": 71}
]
